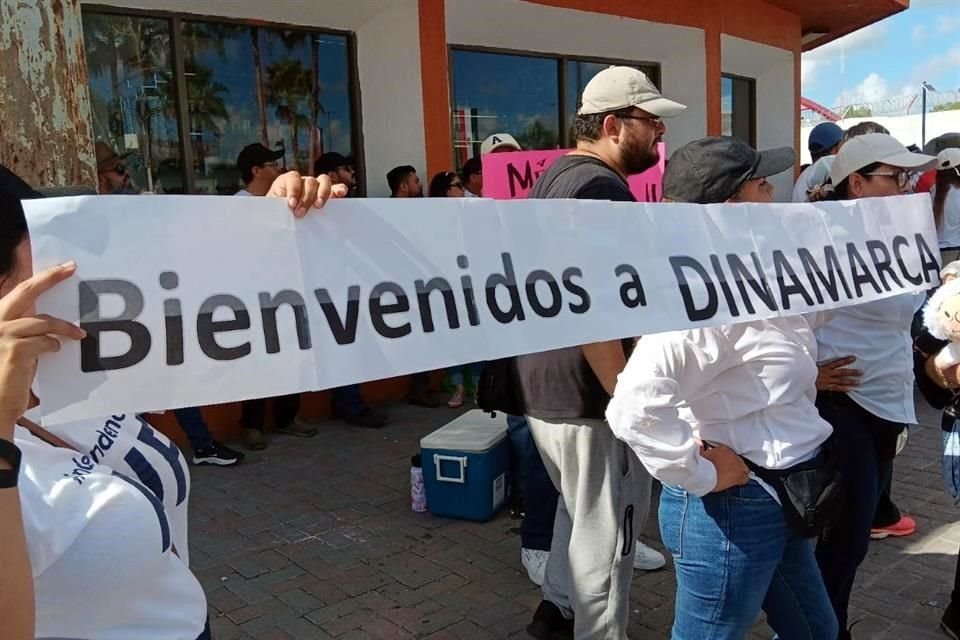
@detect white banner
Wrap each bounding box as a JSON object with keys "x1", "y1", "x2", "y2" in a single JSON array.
[{"x1": 24, "y1": 194, "x2": 939, "y2": 425}]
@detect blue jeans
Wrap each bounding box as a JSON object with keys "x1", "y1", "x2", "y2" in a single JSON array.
[
  {"x1": 448, "y1": 362, "x2": 483, "y2": 386},
  {"x1": 173, "y1": 407, "x2": 213, "y2": 451},
  {"x1": 507, "y1": 414, "x2": 558, "y2": 551},
  {"x1": 331, "y1": 384, "x2": 367, "y2": 418},
  {"x1": 660, "y1": 481, "x2": 837, "y2": 640}
]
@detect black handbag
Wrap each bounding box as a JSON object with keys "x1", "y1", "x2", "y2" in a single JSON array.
[
  {"x1": 476, "y1": 357, "x2": 524, "y2": 416},
  {"x1": 742, "y1": 441, "x2": 846, "y2": 538}
]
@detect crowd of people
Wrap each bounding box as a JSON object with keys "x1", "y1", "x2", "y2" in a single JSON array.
[{"x1": 1, "y1": 62, "x2": 960, "y2": 640}]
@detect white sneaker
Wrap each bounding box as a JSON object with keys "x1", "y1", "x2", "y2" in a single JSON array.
[
  {"x1": 633, "y1": 541, "x2": 666, "y2": 571},
  {"x1": 521, "y1": 548, "x2": 549, "y2": 586}
]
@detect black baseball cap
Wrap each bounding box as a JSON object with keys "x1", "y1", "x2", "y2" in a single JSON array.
[
  {"x1": 314, "y1": 152, "x2": 353, "y2": 176},
  {"x1": 237, "y1": 143, "x2": 284, "y2": 175},
  {"x1": 662, "y1": 136, "x2": 795, "y2": 204}
]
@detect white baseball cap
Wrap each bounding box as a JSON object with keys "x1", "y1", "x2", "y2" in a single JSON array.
[
  {"x1": 829, "y1": 133, "x2": 935, "y2": 185},
  {"x1": 578, "y1": 66, "x2": 686, "y2": 117},
  {"x1": 480, "y1": 133, "x2": 521, "y2": 155},
  {"x1": 938, "y1": 147, "x2": 960, "y2": 171}
]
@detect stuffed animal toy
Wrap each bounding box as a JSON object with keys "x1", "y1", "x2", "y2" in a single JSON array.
[{"x1": 924, "y1": 278, "x2": 960, "y2": 368}]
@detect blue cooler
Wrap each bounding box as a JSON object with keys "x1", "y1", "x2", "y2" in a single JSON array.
[{"x1": 420, "y1": 410, "x2": 510, "y2": 522}]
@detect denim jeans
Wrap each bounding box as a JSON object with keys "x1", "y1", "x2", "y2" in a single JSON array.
[
  {"x1": 507, "y1": 414, "x2": 558, "y2": 551},
  {"x1": 448, "y1": 362, "x2": 483, "y2": 387},
  {"x1": 660, "y1": 481, "x2": 837, "y2": 640},
  {"x1": 815, "y1": 392, "x2": 903, "y2": 632},
  {"x1": 331, "y1": 384, "x2": 367, "y2": 418},
  {"x1": 173, "y1": 407, "x2": 213, "y2": 451}
]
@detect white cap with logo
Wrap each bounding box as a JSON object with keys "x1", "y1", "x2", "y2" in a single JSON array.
[
  {"x1": 577, "y1": 66, "x2": 686, "y2": 117},
  {"x1": 829, "y1": 133, "x2": 936, "y2": 185},
  {"x1": 480, "y1": 133, "x2": 521, "y2": 155},
  {"x1": 938, "y1": 147, "x2": 960, "y2": 172}
]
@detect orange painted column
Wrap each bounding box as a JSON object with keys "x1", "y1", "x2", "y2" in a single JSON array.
[
  {"x1": 793, "y1": 43, "x2": 802, "y2": 176},
  {"x1": 704, "y1": 3, "x2": 722, "y2": 136},
  {"x1": 418, "y1": 0, "x2": 453, "y2": 177}
]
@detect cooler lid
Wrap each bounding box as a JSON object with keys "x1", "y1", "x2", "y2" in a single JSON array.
[{"x1": 420, "y1": 409, "x2": 508, "y2": 453}]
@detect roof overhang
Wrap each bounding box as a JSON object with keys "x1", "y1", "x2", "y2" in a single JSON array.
[{"x1": 767, "y1": 0, "x2": 910, "y2": 52}]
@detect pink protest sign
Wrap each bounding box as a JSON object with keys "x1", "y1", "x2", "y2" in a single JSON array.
[{"x1": 481, "y1": 144, "x2": 665, "y2": 202}]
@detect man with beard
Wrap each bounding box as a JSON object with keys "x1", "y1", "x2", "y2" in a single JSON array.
[
  {"x1": 95, "y1": 141, "x2": 139, "y2": 194},
  {"x1": 516, "y1": 66, "x2": 685, "y2": 640}
]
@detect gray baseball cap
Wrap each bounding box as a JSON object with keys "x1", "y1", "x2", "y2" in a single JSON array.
[{"x1": 662, "y1": 136, "x2": 796, "y2": 204}]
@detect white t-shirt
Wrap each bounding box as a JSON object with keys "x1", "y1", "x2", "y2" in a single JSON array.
[
  {"x1": 607, "y1": 316, "x2": 832, "y2": 497},
  {"x1": 36, "y1": 411, "x2": 192, "y2": 565},
  {"x1": 16, "y1": 426, "x2": 207, "y2": 640},
  {"x1": 815, "y1": 293, "x2": 923, "y2": 424},
  {"x1": 235, "y1": 188, "x2": 253, "y2": 196},
  {"x1": 935, "y1": 186, "x2": 960, "y2": 249},
  {"x1": 792, "y1": 156, "x2": 835, "y2": 203}
]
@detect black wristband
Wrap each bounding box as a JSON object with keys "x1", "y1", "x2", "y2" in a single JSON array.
[{"x1": 0, "y1": 438, "x2": 22, "y2": 489}]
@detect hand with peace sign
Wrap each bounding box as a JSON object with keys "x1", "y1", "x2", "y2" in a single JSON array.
[{"x1": 0, "y1": 261, "x2": 85, "y2": 437}]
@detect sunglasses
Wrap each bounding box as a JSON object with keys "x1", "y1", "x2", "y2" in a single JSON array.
[{"x1": 861, "y1": 169, "x2": 910, "y2": 189}]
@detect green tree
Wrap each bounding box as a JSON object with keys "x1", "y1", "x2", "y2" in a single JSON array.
[
  {"x1": 181, "y1": 63, "x2": 230, "y2": 173},
  {"x1": 516, "y1": 120, "x2": 558, "y2": 150},
  {"x1": 265, "y1": 59, "x2": 313, "y2": 172},
  {"x1": 843, "y1": 105, "x2": 873, "y2": 118},
  {"x1": 933, "y1": 101, "x2": 960, "y2": 113}
]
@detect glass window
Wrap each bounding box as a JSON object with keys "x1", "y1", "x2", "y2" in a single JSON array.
[
  {"x1": 82, "y1": 13, "x2": 184, "y2": 193},
  {"x1": 564, "y1": 60, "x2": 659, "y2": 147},
  {"x1": 721, "y1": 75, "x2": 755, "y2": 145},
  {"x1": 82, "y1": 10, "x2": 358, "y2": 194},
  {"x1": 450, "y1": 50, "x2": 560, "y2": 166}
]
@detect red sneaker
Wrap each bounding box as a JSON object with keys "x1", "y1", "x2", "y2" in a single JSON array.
[{"x1": 870, "y1": 515, "x2": 916, "y2": 539}]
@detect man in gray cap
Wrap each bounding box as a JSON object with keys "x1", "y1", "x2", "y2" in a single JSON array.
[{"x1": 513, "y1": 66, "x2": 685, "y2": 640}]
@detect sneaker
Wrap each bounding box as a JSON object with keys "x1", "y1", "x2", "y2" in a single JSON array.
[
  {"x1": 447, "y1": 388, "x2": 466, "y2": 408},
  {"x1": 943, "y1": 600, "x2": 960, "y2": 640},
  {"x1": 521, "y1": 548, "x2": 549, "y2": 586},
  {"x1": 633, "y1": 541, "x2": 666, "y2": 571},
  {"x1": 192, "y1": 441, "x2": 245, "y2": 466},
  {"x1": 243, "y1": 428, "x2": 267, "y2": 451},
  {"x1": 870, "y1": 515, "x2": 916, "y2": 539},
  {"x1": 276, "y1": 417, "x2": 318, "y2": 438},
  {"x1": 526, "y1": 600, "x2": 573, "y2": 640},
  {"x1": 342, "y1": 407, "x2": 388, "y2": 429}
]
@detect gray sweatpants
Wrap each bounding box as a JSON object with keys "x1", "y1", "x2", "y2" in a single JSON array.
[{"x1": 527, "y1": 416, "x2": 652, "y2": 640}]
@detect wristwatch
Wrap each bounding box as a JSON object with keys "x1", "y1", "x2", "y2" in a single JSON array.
[{"x1": 0, "y1": 439, "x2": 22, "y2": 489}]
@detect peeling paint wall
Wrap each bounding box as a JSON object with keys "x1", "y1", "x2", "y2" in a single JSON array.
[{"x1": 0, "y1": 0, "x2": 96, "y2": 188}]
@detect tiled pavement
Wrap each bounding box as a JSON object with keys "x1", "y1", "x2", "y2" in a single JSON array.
[{"x1": 189, "y1": 397, "x2": 960, "y2": 639}]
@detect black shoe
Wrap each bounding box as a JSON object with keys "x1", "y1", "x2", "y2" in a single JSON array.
[
  {"x1": 943, "y1": 601, "x2": 960, "y2": 640},
  {"x1": 193, "y1": 441, "x2": 245, "y2": 466},
  {"x1": 342, "y1": 407, "x2": 388, "y2": 429},
  {"x1": 526, "y1": 600, "x2": 573, "y2": 640}
]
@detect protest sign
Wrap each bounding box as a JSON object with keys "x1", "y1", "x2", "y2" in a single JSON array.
[
  {"x1": 481, "y1": 144, "x2": 665, "y2": 201},
  {"x1": 23, "y1": 194, "x2": 938, "y2": 425}
]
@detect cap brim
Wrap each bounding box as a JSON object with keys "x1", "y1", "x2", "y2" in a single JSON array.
[
  {"x1": 490, "y1": 143, "x2": 520, "y2": 152},
  {"x1": 638, "y1": 96, "x2": 687, "y2": 118},
  {"x1": 881, "y1": 150, "x2": 936, "y2": 171},
  {"x1": 269, "y1": 149, "x2": 285, "y2": 161},
  {"x1": 753, "y1": 147, "x2": 797, "y2": 179}
]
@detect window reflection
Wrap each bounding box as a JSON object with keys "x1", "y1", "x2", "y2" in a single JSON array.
[
  {"x1": 722, "y1": 75, "x2": 755, "y2": 144},
  {"x1": 451, "y1": 50, "x2": 559, "y2": 165},
  {"x1": 82, "y1": 13, "x2": 183, "y2": 193}
]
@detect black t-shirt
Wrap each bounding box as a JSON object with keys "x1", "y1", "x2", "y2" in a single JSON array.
[{"x1": 513, "y1": 155, "x2": 635, "y2": 420}]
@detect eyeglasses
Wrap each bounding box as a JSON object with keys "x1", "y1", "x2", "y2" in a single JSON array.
[
  {"x1": 861, "y1": 170, "x2": 910, "y2": 189},
  {"x1": 260, "y1": 161, "x2": 280, "y2": 169},
  {"x1": 617, "y1": 114, "x2": 664, "y2": 127}
]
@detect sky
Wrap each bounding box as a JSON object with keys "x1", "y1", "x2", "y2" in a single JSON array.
[{"x1": 802, "y1": 0, "x2": 960, "y2": 110}]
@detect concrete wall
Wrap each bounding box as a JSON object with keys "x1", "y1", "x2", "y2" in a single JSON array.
[
  {"x1": 445, "y1": 0, "x2": 708, "y2": 153},
  {"x1": 721, "y1": 34, "x2": 796, "y2": 199},
  {"x1": 1, "y1": 0, "x2": 96, "y2": 187}
]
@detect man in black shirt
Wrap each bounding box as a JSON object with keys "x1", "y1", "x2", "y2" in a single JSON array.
[{"x1": 517, "y1": 66, "x2": 685, "y2": 640}]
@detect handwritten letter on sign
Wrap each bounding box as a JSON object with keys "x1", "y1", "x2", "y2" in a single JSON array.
[{"x1": 482, "y1": 144, "x2": 665, "y2": 201}]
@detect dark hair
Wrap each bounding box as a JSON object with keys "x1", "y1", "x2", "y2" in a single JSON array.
[
  {"x1": 241, "y1": 166, "x2": 255, "y2": 185},
  {"x1": 934, "y1": 167, "x2": 960, "y2": 230},
  {"x1": 811, "y1": 146, "x2": 838, "y2": 163},
  {"x1": 841, "y1": 121, "x2": 889, "y2": 144},
  {"x1": 461, "y1": 156, "x2": 482, "y2": 180},
  {"x1": 386, "y1": 165, "x2": 416, "y2": 194},
  {"x1": 429, "y1": 171, "x2": 460, "y2": 198},
  {"x1": 0, "y1": 188, "x2": 29, "y2": 282},
  {"x1": 573, "y1": 107, "x2": 634, "y2": 142},
  {"x1": 809, "y1": 161, "x2": 883, "y2": 202}
]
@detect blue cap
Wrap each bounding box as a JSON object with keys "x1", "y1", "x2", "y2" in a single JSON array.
[{"x1": 808, "y1": 122, "x2": 844, "y2": 155}]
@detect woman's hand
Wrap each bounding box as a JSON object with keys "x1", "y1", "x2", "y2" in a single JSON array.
[
  {"x1": 702, "y1": 443, "x2": 750, "y2": 492},
  {"x1": 816, "y1": 356, "x2": 862, "y2": 393},
  {"x1": 0, "y1": 262, "x2": 85, "y2": 433},
  {"x1": 266, "y1": 171, "x2": 348, "y2": 218}
]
